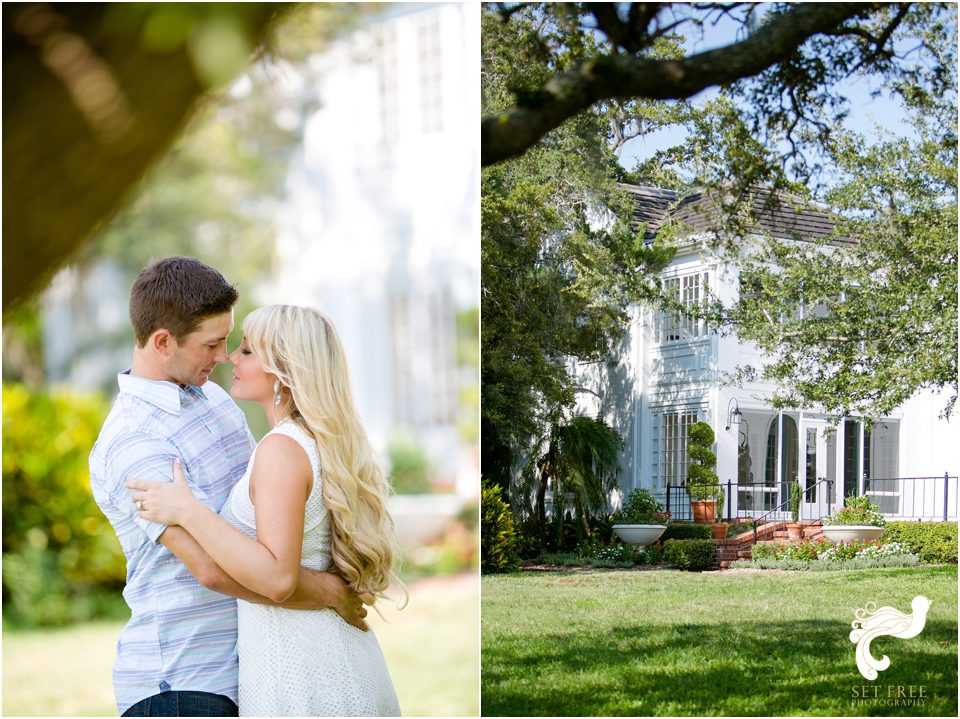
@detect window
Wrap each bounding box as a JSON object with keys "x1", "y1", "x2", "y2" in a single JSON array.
[
  {"x1": 861, "y1": 421, "x2": 900, "y2": 513},
  {"x1": 376, "y1": 26, "x2": 399, "y2": 144},
  {"x1": 417, "y1": 19, "x2": 443, "y2": 133},
  {"x1": 843, "y1": 419, "x2": 860, "y2": 497},
  {"x1": 388, "y1": 288, "x2": 457, "y2": 428},
  {"x1": 653, "y1": 410, "x2": 699, "y2": 486},
  {"x1": 656, "y1": 273, "x2": 707, "y2": 343}
]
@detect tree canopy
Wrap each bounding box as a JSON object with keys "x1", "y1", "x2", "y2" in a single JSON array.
[
  {"x1": 481, "y1": 1, "x2": 957, "y2": 485},
  {"x1": 482, "y1": 2, "x2": 954, "y2": 173}
]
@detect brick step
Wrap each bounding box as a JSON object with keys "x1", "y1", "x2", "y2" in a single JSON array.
[{"x1": 714, "y1": 521, "x2": 824, "y2": 568}]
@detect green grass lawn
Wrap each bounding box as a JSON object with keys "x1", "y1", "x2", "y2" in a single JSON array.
[
  {"x1": 482, "y1": 566, "x2": 958, "y2": 717},
  {"x1": 3, "y1": 573, "x2": 479, "y2": 717}
]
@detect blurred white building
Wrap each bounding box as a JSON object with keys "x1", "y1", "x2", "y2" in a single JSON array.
[{"x1": 259, "y1": 3, "x2": 480, "y2": 498}]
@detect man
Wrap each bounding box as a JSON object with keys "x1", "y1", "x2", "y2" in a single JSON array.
[{"x1": 90, "y1": 257, "x2": 364, "y2": 717}]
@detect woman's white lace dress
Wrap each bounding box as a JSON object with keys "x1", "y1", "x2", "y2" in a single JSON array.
[{"x1": 220, "y1": 420, "x2": 401, "y2": 717}]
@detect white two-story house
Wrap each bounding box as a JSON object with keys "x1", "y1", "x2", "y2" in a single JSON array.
[{"x1": 572, "y1": 185, "x2": 958, "y2": 524}]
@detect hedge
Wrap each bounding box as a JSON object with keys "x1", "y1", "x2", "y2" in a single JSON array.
[
  {"x1": 880, "y1": 522, "x2": 957, "y2": 564},
  {"x1": 663, "y1": 538, "x2": 716, "y2": 571},
  {"x1": 661, "y1": 523, "x2": 712, "y2": 541}
]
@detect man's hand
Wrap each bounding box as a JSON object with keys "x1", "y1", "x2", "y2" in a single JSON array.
[{"x1": 290, "y1": 568, "x2": 368, "y2": 631}]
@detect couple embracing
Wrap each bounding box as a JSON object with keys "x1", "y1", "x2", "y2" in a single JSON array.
[{"x1": 90, "y1": 257, "x2": 401, "y2": 717}]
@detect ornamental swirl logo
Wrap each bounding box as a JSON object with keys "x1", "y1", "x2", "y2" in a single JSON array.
[{"x1": 849, "y1": 596, "x2": 930, "y2": 680}]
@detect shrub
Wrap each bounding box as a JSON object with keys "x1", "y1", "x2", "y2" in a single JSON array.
[
  {"x1": 387, "y1": 431, "x2": 432, "y2": 494},
  {"x1": 2, "y1": 383, "x2": 125, "y2": 627},
  {"x1": 481, "y1": 483, "x2": 520, "y2": 573},
  {"x1": 513, "y1": 518, "x2": 544, "y2": 559},
  {"x1": 823, "y1": 495, "x2": 886, "y2": 527},
  {"x1": 641, "y1": 543, "x2": 664, "y2": 564},
  {"x1": 750, "y1": 542, "x2": 775, "y2": 560},
  {"x1": 881, "y1": 521, "x2": 958, "y2": 564},
  {"x1": 513, "y1": 514, "x2": 582, "y2": 557},
  {"x1": 789, "y1": 482, "x2": 801, "y2": 523},
  {"x1": 591, "y1": 513, "x2": 616, "y2": 546},
  {"x1": 686, "y1": 422, "x2": 719, "y2": 500},
  {"x1": 613, "y1": 488, "x2": 670, "y2": 525},
  {"x1": 538, "y1": 552, "x2": 585, "y2": 566},
  {"x1": 663, "y1": 539, "x2": 716, "y2": 571},
  {"x1": 661, "y1": 523, "x2": 712, "y2": 541},
  {"x1": 591, "y1": 545, "x2": 638, "y2": 567},
  {"x1": 726, "y1": 520, "x2": 755, "y2": 537}
]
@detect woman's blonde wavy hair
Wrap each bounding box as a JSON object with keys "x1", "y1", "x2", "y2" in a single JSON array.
[{"x1": 243, "y1": 304, "x2": 399, "y2": 606}]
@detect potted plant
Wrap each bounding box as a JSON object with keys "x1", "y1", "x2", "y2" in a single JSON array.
[
  {"x1": 612, "y1": 488, "x2": 670, "y2": 547},
  {"x1": 821, "y1": 495, "x2": 886, "y2": 542},
  {"x1": 686, "y1": 422, "x2": 719, "y2": 523},
  {"x1": 786, "y1": 481, "x2": 803, "y2": 540},
  {"x1": 713, "y1": 487, "x2": 728, "y2": 539}
]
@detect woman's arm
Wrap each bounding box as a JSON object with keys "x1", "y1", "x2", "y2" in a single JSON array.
[
  {"x1": 130, "y1": 434, "x2": 311, "y2": 603},
  {"x1": 158, "y1": 525, "x2": 368, "y2": 628}
]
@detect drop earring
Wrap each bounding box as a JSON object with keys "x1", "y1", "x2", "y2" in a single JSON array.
[{"x1": 274, "y1": 380, "x2": 282, "y2": 408}]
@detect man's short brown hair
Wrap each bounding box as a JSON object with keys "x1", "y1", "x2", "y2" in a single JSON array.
[{"x1": 129, "y1": 257, "x2": 239, "y2": 347}]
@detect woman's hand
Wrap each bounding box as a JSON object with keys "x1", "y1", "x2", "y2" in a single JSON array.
[{"x1": 128, "y1": 460, "x2": 200, "y2": 526}]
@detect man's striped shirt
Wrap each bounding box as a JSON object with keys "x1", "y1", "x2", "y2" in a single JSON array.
[{"x1": 89, "y1": 371, "x2": 255, "y2": 714}]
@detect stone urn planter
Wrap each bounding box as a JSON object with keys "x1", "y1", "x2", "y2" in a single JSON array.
[
  {"x1": 820, "y1": 525, "x2": 885, "y2": 542},
  {"x1": 612, "y1": 524, "x2": 667, "y2": 547}
]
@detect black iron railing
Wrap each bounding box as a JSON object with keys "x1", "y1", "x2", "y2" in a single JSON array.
[
  {"x1": 654, "y1": 483, "x2": 735, "y2": 523},
  {"x1": 861, "y1": 474, "x2": 957, "y2": 522},
  {"x1": 747, "y1": 478, "x2": 834, "y2": 545},
  {"x1": 652, "y1": 474, "x2": 957, "y2": 527}
]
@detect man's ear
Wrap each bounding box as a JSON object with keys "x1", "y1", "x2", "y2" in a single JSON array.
[{"x1": 150, "y1": 329, "x2": 176, "y2": 357}]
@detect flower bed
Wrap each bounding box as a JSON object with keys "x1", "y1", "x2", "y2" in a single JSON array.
[
  {"x1": 536, "y1": 543, "x2": 664, "y2": 569},
  {"x1": 732, "y1": 555, "x2": 920, "y2": 571},
  {"x1": 744, "y1": 537, "x2": 918, "y2": 570}
]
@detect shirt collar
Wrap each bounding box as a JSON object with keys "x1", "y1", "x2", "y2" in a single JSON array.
[{"x1": 117, "y1": 370, "x2": 209, "y2": 415}]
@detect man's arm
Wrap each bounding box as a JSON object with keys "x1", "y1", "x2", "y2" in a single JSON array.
[{"x1": 159, "y1": 526, "x2": 368, "y2": 629}]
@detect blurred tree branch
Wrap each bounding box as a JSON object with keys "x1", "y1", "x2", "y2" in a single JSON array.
[{"x1": 2, "y1": 2, "x2": 294, "y2": 315}]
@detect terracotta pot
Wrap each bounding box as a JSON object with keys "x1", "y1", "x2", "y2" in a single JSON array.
[
  {"x1": 691, "y1": 500, "x2": 716, "y2": 524},
  {"x1": 785, "y1": 522, "x2": 803, "y2": 541},
  {"x1": 712, "y1": 524, "x2": 729, "y2": 540}
]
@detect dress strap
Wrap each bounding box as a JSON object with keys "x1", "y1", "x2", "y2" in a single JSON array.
[{"x1": 270, "y1": 420, "x2": 322, "y2": 477}]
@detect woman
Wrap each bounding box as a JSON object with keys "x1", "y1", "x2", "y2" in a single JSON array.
[{"x1": 129, "y1": 305, "x2": 401, "y2": 716}]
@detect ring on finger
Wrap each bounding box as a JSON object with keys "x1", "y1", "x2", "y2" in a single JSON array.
[{"x1": 136, "y1": 500, "x2": 144, "y2": 511}]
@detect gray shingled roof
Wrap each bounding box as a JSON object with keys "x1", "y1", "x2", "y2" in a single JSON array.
[{"x1": 623, "y1": 184, "x2": 855, "y2": 245}]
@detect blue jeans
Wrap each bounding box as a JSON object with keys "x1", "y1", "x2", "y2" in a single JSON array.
[{"x1": 121, "y1": 691, "x2": 238, "y2": 717}]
